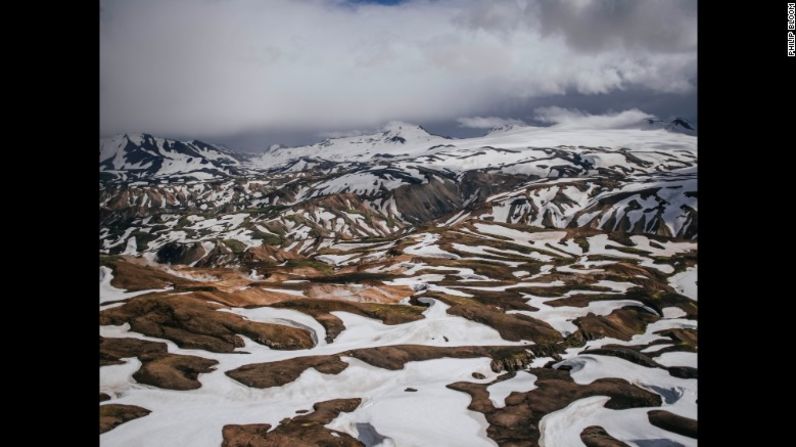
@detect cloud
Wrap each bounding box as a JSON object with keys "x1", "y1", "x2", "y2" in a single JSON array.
[
  {"x1": 317, "y1": 129, "x2": 370, "y2": 139},
  {"x1": 533, "y1": 107, "x2": 654, "y2": 129},
  {"x1": 535, "y1": 0, "x2": 698, "y2": 53},
  {"x1": 100, "y1": 0, "x2": 696, "y2": 139},
  {"x1": 456, "y1": 116, "x2": 526, "y2": 129}
]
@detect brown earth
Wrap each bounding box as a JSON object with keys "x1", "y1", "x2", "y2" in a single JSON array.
[
  {"x1": 221, "y1": 398, "x2": 364, "y2": 447},
  {"x1": 101, "y1": 256, "x2": 194, "y2": 291},
  {"x1": 227, "y1": 355, "x2": 350, "y2": 389},
  {"x1": 100, "y1": 337, "x2": 218, "y2": 390},
  {"x1": 426, "y1": 292, "x2": 562, "y2": 345},
  {"x1": 580, "y1": 347, "x2": 662, "y2": 368},
  {"x1": 100, "y1": 404, "x2": 151, "y2": 434},
  {"x1": 448, "y1": 367, "x2": 662, "y2": 446},
  {"x1": 305, "y1": 283, "x2": 413, "y2": 304},
  {"x1": 100, "y1": 293, "x2": 315, "y2": 352},
  {"x1": 100, "y1": 336, "x2": 167, "y2": 366},
  {"x1": 227, "y1": 345, "x2": 539, "y2": 389},
  {"x1": 548, "y1": 289, "x2": 697, "y2": 319},
  {"x1": 656, "y1": 328, "x2": 697, "y2": 350},
  {"x1": 647, "y1": 409, "x2": 698, "y2": 439},
  {"x1": 572, "y1": 307, "x2": 660, "y2": 342},
  {"x1": 580, "y1": 426, "x2": 631, "y2": 447},
  {"x1": 134, "y1": 352, "x2": 218, "y2": 390},
  {"x1": 271, "y1": 298, "x2": 425, "y2": 343}
]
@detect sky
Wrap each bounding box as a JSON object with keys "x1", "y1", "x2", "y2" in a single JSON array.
[{"x1": 100, "y1": 0, "x2": 697, "y2": 152}]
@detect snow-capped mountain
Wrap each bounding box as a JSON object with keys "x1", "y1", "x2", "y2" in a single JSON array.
[
  {"x1": 246, "y1": 120, "x2": 696, "y2": 172},
  {"x1": 99, "y1": 133, "x2": 243, "y2": 181},
  {"x1": 100, "y1": 121, "x2": 698, "y2": 260},
  {"x1": 247, "y1": 121, "x2": 450, "y2": 168},
  {"x1": 644, "y1": 117, "x2": 697, "y2": 136}
]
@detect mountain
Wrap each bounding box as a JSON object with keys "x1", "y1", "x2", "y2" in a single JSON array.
[
  {"x1": 644, "y1": 117, "x2": 697, "y2": 136},
  {"x1": 247, "y1": 121, "x2": 696, "y2": 171},
  {"x1": 486, "y1": 123, "x2": 524, "y2": 135},
  {"x1": 99, "y1": 121, "x2": 698, "y2": 447},
  {"x1": 100, "y1": 122, "x2": 697, "y2": 244},
  {"x1": 99, "y1": 133, "x2": 243, "y2": 182},
  {"x1": 247, "y1": 121, "x2": 450, "y2": 168}
]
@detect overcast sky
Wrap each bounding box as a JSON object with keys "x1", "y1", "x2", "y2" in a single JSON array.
[{"x1": 100, "y1": 0, "x2": 697, "y2": 152}]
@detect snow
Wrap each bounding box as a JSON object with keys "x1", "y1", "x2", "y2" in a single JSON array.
[
  {"x1": 316, "y1": 253, "x2": 359, "y2": 266},
  {"x1": 538, "y1": 395, "x2": 696, "y2": 447},
  {"x1": 404, "y1": 233, "x2": 459, "y2": 259},
  {"x1": 104, "y1": 227, "x2": 136, "y2": 249},
  {"x1": 330, "y1": 241, "x2": 387, "y2": 251},
  {"x1": 472, "y1": 224, "x2": 574, "y2": 258},
  {"x1": 543, "y1": 352, "x2": 697, "y2": 446},
  {"x1": 655, "y1": 351, "x2": 697, "y2": 369},
  {"x1": 455, "y1": 280, "x2": 566, "y2": 293},
  {"x1": 668, "y1": 267, "x2": 697, "y2": 300},
  {"x1": 100, "y1": 134, "x2": 239, "y2": 179},
  {"x1": 260, "y1": 287, "x2": 307, "y2": 297},
  {"x1": 486, "y1": 371, "x2": 538, "y2": 408},
  {"x1": 122, "y1": 237, "x2": 138, "y2": 255},
  {"x1": 100, "y1": 323, "x2": 504, "y2": 447},
  {"x1": 586, "y1": 235, "x2": 674, "y2": 274},
  {"x1": 100, "y1": 357, "x2": 143, "y2": 399},
  {"x1": 640, "y1": 344, "x2": 674, "y2": 354},
  {"x1": 246, "y1": 122, "x2": 695, "y2": 174},
  {"x1": 248, "y1": 122, "x2": 448, "y2": 169},
  {"x1": 513, "y1": 293, "x2": 648, "y2": 336},
  {"x1": 324, "y1": 357, "x2": 498, "y2": 447},
  {"x1": 440, "y1": 210, "x2": 471, "y2": 227},
  {"x1": 592, "y1": 280, "x2": 637, "y2": 293},
  {"x1": 331, "y1": 299, "x2": 528, "y2": 347},
  {"x1": 629, "y1": 236, "x2": 696, "y2": 257},
  {"x1": 451, "y1": 243, "x2": 554, "y2": 262},
  {"x1": 101, "y1": 356, "x2": 493, "y2": 447},
  {"x1": 307, "y1": 171, "x2": 411, "y2": 198},
  {"x1": 661, "y1": 307, "x2": 687, "y2": 319}
]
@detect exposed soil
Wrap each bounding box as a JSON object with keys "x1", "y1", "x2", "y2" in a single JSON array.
[
  {"x1": 101, "y1": 336, "x2": 218, "y2": 390},
  {"x1": 448, "y1": 367, "x2": 662, "y2": 446},
  {"x1": 647, "y1": 410, "x2": 698, "y2": 439},
  {"x1": 100, "y1": 404, "x2": 151, "y2": 434},
  {"x1": 134, "y1": 352, "x2": 218, "y2": 390},
  {"x1": 271, "y1": 298, "x2": 425, "y2": 343},
  {"x1": 580, "y1": 425, "x2": 631, "y2": 447},
  {"x1": 221, "y1": 398, "x2": 364, "y2": 447},
  {"x1": 572, "y1": 307, "x2": 660, "y2": 342},
  {"x1": 426, "y1": 292, "x2": 563, "y2": 345},
  {"x1": 227, "y1": 355, "x2": 350, "y2": 389},
  {"x1": 226, "y1": 344, "x2": 538, "y2": 389},
  {"x1": 100, "y1": 293, "x2": 316, "y2": 352}
]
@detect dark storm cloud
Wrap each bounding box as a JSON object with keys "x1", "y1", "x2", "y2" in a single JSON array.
[
  {"x1": 535, "y1": 0, "x2": 697, "y2": 53},
  {"x1": 100, "y1": 0, "x2": 697, "y2": 150}
]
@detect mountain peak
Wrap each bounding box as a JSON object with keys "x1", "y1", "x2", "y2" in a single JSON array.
[
  {"x1": 380, "y1": 121, "x2": 430, "y2": 136},
  {"x1": 487, "y1": 123, "x2": 524, "y2": 135},
  {"x1": 100, "y1": 133, "x2": 241, "y2": 181},
  {"x1": 670, "y1": 117, "x2": 695, "y2": 131},
  {"x1": 644, "y1": 117, "x2": 696, "y2": 135},
  {"x1": 118, "y1": 133, "x2": 154, "y2": 145}
]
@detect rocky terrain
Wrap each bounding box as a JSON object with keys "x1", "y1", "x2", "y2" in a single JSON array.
[{"x1": 100, "y1": 120, "x2": 697, "y2": 446}]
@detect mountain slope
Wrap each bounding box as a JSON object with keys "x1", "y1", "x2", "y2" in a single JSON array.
[{"x1": 100, "y1": 133, "x2": 242, "y2": 181}]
